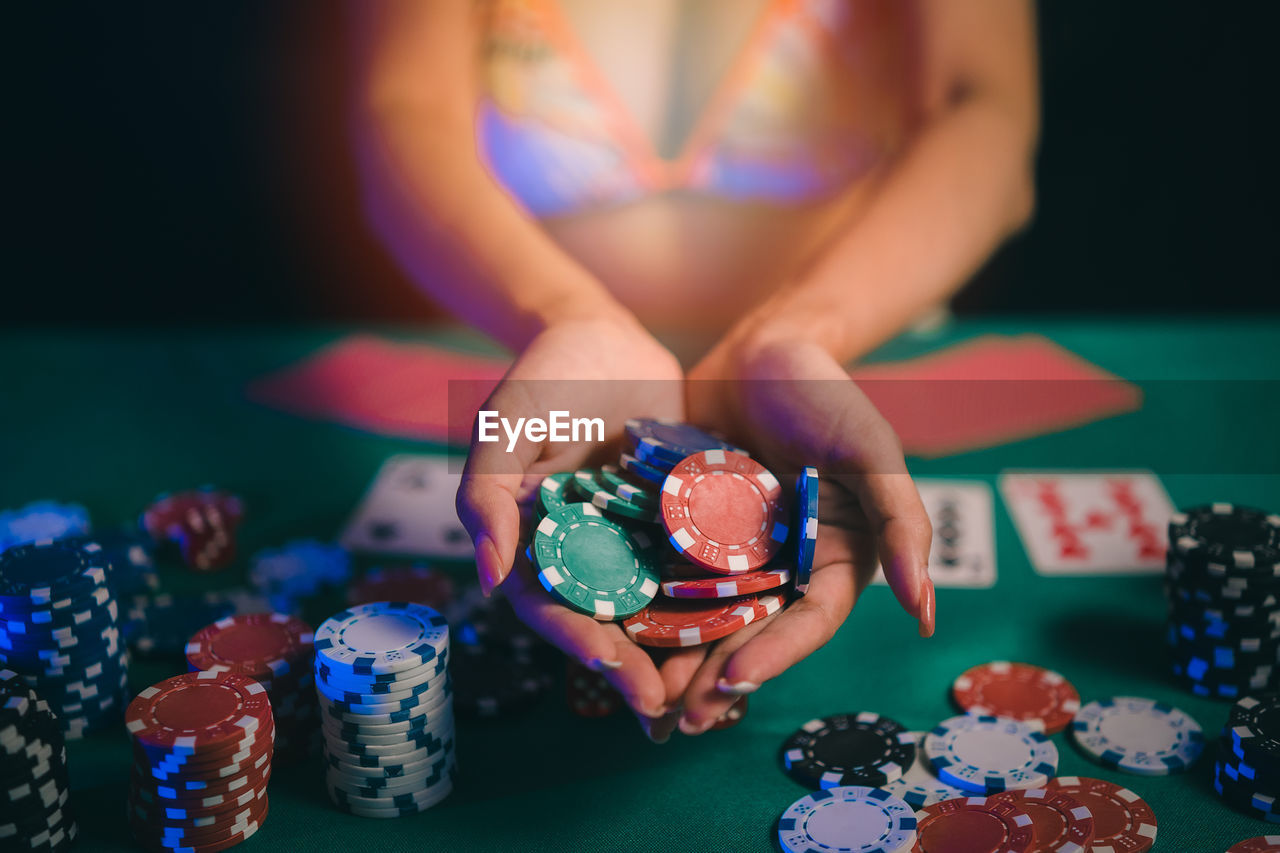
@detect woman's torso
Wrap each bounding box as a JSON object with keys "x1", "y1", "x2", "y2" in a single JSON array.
[{"x1": 476, "y1": 0, "x2": 920, "y2": 333}]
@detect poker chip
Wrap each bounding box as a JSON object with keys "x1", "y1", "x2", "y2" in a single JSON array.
[
  {"x1": 659, "y1": 566, "x2": 791, "y2": 599},
  {"x1": 1070, "y1": 696, "x2": 1203, "y2": 775},
  {"x1": 126, "y1": 670, "x2": 275, "y2": 851},
  {"x1": 793, "y1": 467, "x2": 819, "y2": 595},
  {"x1": 709, "y1": 695, "x2": 748, "y2": 731},
  {"x1": 913, "y1": 796, "x2": 1036, "y2": 853},
  {"x1": 619, "y1": 452, "x2": 670, "y2": 484},
  {"x1": 595, "y1": 465, "x2": 659, "y2": 509},
  {"x1": 1228, "y1": 838, "x2": 1280, "y2": 853},
  {"x1": 0, "y1": 672, "x2": 77, "y2": 852},
  {"x1": 249, "y1": 539, "x2": 351, "y2": 615},
  {"x1": 141, "y1": 488, "x2": 245, "y2": 573},
  {"x1": 565, "y1": 658, "x2": 621, "y2": 718},
  {"x1": 1046, "y1": 776, "x2": 1157, "y2": 853},
  {"x1": 539, "y1": 472, "x2": 575, "y2": 517},
  {"x1": 451, "y1": 643, "x2": 549, "y2": 718},
  {"x1": 623, "y1": 594, "x2": 764, "y2": 649},
  {"x1": 779, "y1": 712, "x2": 915, "y2": 789},
  {"x1": 776, "y1": 786, "x2": 916, "y2": 853},
  {"x1": 0, "y1": 540, "x2": 128, "y2": 736},
  {"x1": 1169, "y1": 503, "x2": 1280, "y2": 575},
  {"x1": 532, "y1": 504, "x2": 660, "y2": 621},
  {"x1": 989, "y1": 787, "x2": 1095, "y2": 852},
  {"x1": 314, "y1": 601, "x2": 455, "y2": 815},
  {"x1": 925, "y1": 714, "x2": 1059, "y2": 794},
  {"x1": 625, "y1": 418, "x2": 746, "y2": 466},
  {"x1": 314, "y1": 602, "x2": 449, "y2": 677},
  {"x1": 877, "y1": 731, "x2": 967, "y2": 809},
  {"x1": 185, "y1": 613, "x2": 318, "y2": 765},
  {"x1": 347, "y1": 565, "x2": 455, "y2": 610},
  {"x1": 951, "y1": 661, "x2": 1081, "y2": 734},
  {"x1": 126, "y1": 592, "x2": 240, "y2": 659},
  {"x1": 0, "y1": 501, "x2": 91, "y2": 555},
  {"x1": 571, "y1": 468, "x2": 661, "y2": 523},
  {"x1": 660, "y1": 449, "x2": 788, "y2": 574}
]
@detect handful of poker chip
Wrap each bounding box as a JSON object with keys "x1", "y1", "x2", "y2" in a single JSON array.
[{"x1": 525, "y1": 418, "x2": 820, "y2": 650}]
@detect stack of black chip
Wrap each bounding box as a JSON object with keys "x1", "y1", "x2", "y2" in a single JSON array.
[
  {"x1": 1163, "y1": 503, "x2": 1280, "y2": 699},
  {"x1": 0, "y1": 670, "x2": 76, "y2": 850},
  {"x1": 1214, "y1": 693, "x2": 1280, "y2": 820}
]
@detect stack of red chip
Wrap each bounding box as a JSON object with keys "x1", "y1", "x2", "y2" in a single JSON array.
[
  {"x1": 185, "y1": 613, "x2": 317, "y2": 765},
  {"x1": 565, "y1": 659, "x2": 622, "y2": 718},
  {"x1": 142, "y1": 489, "x2": 244, "y2": 572},
  {"x1": 346, "y1": 565, "x2": 455, "y2": 610},
  {"x1": 126, "y1": 671, "x2": 273, "y2": 852}
]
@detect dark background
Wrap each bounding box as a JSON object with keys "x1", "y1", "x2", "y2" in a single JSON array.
[{"x1": 6, "y1": 2, "x2": 1278, "y2": 326}]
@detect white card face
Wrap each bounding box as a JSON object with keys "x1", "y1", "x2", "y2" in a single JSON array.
[
  {"x1": 874, "y1": 480, "x2": 996, "y2": 588},
  {"x1": 998, "y1": 470, "x2": 1173, "y2": 575},
  {"x1": 340, "y1": 454, "x2": 473, "y2": 559}
]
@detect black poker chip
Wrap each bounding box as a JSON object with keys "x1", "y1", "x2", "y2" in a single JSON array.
[
  {"x1": 778, "y1": 712, "x2": 916, "y2": 789},
  {"x1": 450, "y1": 643, "x2": 550, "y2": 718}
]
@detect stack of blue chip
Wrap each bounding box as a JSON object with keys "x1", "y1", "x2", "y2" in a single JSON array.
[
  {"x1": 249, "y1": 540, "x2": 352, "y2": 615},
  {"x1": 0, "y1": 501, "x2": 91, "y2": 554},
  {"x1": 0, "y1": 540, "x2": 129, "y2": 738}
]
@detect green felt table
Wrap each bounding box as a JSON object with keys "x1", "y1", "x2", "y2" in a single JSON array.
[{"x1": 2, "y1": 318, "x2": 1279, "y2": 853}]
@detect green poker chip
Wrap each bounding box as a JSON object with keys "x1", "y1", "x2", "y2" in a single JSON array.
[
  {"x1": 571, "y1": 468, "x2": 661, "y2": 523},
  {"x1": 532, "y1": 504, "x2": 660, "y2": 621},
  {"x1": 538, "y1": 472, "x2": 574, "y2": 517},
  {"x1": 595, "y1": 464, "x2": 659, "y2": 510}
]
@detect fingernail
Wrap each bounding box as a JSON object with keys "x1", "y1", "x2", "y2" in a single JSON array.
[
  {"x1": 917, "y1": 576, "x2": 936, "y2": 638},
  {"x1": 476, "y1": 534, "x2": 503, "y2": 597},
  {"x1": 678, "y1": 714, "x2": 712, "y2": 736},
  {"x1": 587, "y1": 657, "x2": 623, "y2": 672},
  {"x1": 715, "y1": 678, "x2": 760, "y2": 696},
  {"x1": 637, "y1": 714, "x2": 669, "y2": 744}
]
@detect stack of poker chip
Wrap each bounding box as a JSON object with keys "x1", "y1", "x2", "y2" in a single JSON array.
[
  {"x1": 141, "y1": 489, "x2": 245, "y2": 573},
  {"x1": 249, "y1": 540, "x2": 351, "y2": 616},
  {"x1": 0, "y1": 539, "x2": 129, "y2": 738},
  {"x1": 185, "y1": 613, "x2": 318, "y2": 765},
  {"x1": 0, "y1": 501, "x2": 91, "y2": 554},
  {"x1": 313, "y1": 602, "x2": 456, "y2": 817},
  {"x1": 88, "y1": 528, "x2": 160, "y2": 599},
  {"x1": 126, "y1": 671, "x2": 273, "y2": 851},
  {"x1": 449, "y1": 588, "x2": 554, "y2": 719},
  {"x1": 1215, "y1": 693, "x2": 1280, "y2": 821},
  {"x1": 521, "y1": 421, "x2": 814, "y2": 688},
  {"x1": 1, "y1": 670, "x2": 77, "y2": 851},
  {"x1": 1164, "y1": 503, "x2": 1280, "y2": 699},
  {"x1": 125, "y1": 589, "x2": 272, "y2": 660}
]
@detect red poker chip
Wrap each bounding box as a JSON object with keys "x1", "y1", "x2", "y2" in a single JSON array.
[
  {"x1": 661, "y1": 566, "x2": 791, "y2": 599},
  {"x1": 127, "y1": 671, "x2": 273, "y2": 752},
  {"x1": 127, "y1": 804, "x2": 264, "y2": 846},
  {"x1": 989, "y1": 788, "x2": 1094, "y2": 852},
  {"x1": 142, "y1": 490, "x2": 244, "y2": 572},
  {"x1": 1046, "y1": 776, "x2": 1157, "y2": 853},
  {"x1": 565, "y1": 659, "x2": 623, "y2": 718},
  {"x1": 346, "y1": 565, "x2": 456, "y2": 609},
  {"x1": 129, "y1": 765, "x2": 272, "y2": 803},
  {"x1": 622, "y1": 594, "x2": 766, "y2": 648},
  {"x1": 660, "y1": 450, "x2": 787, "y2": 575},
  {"x1": 185, "y1": 613, "x2": 315, "y2": 681},
  {"x1": 951, "y1": 661, "x2": 1081, "y2": 734},
  {"x1": 1229, "y1": 838, "x2": 1280, "y2": 853},
  {"x1": 132, "y1": 777, "x2": 269, "y2": 820},
  {"x1": 913, "y1": 796, "x2": 1036, "y2": 853},
  {"x1": 709, "y1": 695, "x2": 748, "y2": 731},
  {"x1": 132, "y1": 711, "x2": 276, "y2": 763}
]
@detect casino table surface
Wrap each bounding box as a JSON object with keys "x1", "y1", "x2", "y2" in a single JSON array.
[{"x1": 1, "y1": 318, "x2": 1278, "y2": 852}]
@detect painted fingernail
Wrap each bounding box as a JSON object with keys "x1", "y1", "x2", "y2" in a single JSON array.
[
  {"x1": 637, "y1": 714, "x2": 669, "y2": 744},
  {"x1": 476, "y1": 534, "x2": 503, "y2": 597},
  {"x1": 587, "y1": 658, "x2": 623, "y2": 672},
  {"x1": 917, "y1": 576, "x2": 936, "y2": 638},
  {"x1": 715, "y1": 678, "x2": 760, "y2": 696},
  {"x1": 678, "y1": 714, "x2": 713, "y2": 736}
]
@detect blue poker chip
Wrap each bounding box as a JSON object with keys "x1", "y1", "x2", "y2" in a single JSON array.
[
  {"x1": 624, "y1": 418, "x2": 746, "y2": 467},
  {"x1": 250, "y1": 540, "x2": 351, "y2": 614},
  {"x1": 794, "y1": 467, "x2": 819, "y2": 596},
  {"x1": 619, "y1": 452, "x2": 670, "y2": 485},
  {"x1": 0, "y1": 540, "x2": 109, "y2": 605},
  {"x1": 0, "y1": 501, "x2": 91, "y2": 555}
]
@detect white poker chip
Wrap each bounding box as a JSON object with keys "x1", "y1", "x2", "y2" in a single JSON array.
[
  {"x1": 878, "y1": 731, "x2": 969, "y2": 809},
  {"x1": 1070, "y1": 696, "x2": 1204, "y2": 775},
  {"x1": 924, "y1": 714, "x2": 1059, "y2": 793},
  {"x1": 777, "y1": 786, "x2": 917, "y2": 853}
]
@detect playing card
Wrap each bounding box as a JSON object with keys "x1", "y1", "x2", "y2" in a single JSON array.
[
  {"x1": 873, "y1": 479, "x2": 996, "y2": 588},
  {"x1": 340, "y1": 454, "x2": 474, "y2": 559},
  {"x1": 998, "y1": 470, "x2": 1173, "y2": 575}
]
